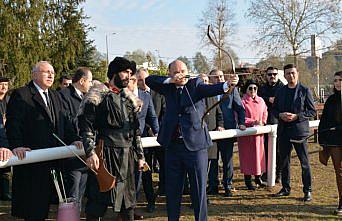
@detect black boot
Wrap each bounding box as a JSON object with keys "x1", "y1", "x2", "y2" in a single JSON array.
[
  {"x1": 261, "y1": 173, "x2": 267, "y2": 182},
  {"x1": 207, "y1": 186, "x2": 219, "y2": 195},
  {"x1": 244, "y1": 175, "x2": 255, "y2": 191},
  {"x1": 335, "y1": 198, "x2": 342, "y2": 215},
  {"x1": 255, "y1": 175, "x2": 266, "y2": 188},
  {"x1": 86, "y1": 215, "x2": 101, "y2": 221}
]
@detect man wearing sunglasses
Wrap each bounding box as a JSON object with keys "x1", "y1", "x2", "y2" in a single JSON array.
[
  {"x1": 259, "y1": 67, "x2": 284, "y2": 183},
  {"x1": 272, "y1": 64, "x2": 316, "y2": 202}
]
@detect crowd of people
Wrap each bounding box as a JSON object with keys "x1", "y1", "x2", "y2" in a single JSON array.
[{"x1": 0, "y1": 57, "x2": 341, "y2": 221}]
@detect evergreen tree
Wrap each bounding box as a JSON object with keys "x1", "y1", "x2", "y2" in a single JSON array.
[{"x1": 0, "y1": 0, "x2": 95, "y2": 88}]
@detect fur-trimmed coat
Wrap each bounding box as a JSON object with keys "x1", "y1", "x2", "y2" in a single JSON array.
[{"x1": 77, "y1": 82, "x2": 144, "y2": 212}]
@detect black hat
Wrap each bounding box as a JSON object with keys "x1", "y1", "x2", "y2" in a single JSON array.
[
  {"x1": 107, "y1": 57, "x2": 136, "y2": 80},
  {"x1": 0, "y1": 77, "x2": 9, "y2": 83}
]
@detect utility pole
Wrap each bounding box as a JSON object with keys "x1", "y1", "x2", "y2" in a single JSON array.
[
  {"x1": 106, "y1": 35, "x2": 109, "y2": 66},
  {"x1": 106, "y1": 32, "x2": 116, "y2": 66},
  {"x1": 311, "y1": 34, "x2": 321, "y2": 101}
]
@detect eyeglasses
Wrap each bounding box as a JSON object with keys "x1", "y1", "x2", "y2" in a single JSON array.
[
  {"x1": 39, "y1": 71, "x2": 55, "y2": 75},
  {"x1": 267, "y1": 73, "x2": 278, "y2": 77},
  {"x1": 248, "y1": 86, "x2": 257, "y2": 91}
]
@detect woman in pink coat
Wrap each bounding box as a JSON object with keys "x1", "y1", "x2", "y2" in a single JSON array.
[{"x1": 238, "y1": 80, "x2": 268, "y2": 190}]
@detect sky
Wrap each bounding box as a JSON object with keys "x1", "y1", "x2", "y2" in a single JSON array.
[{"x1": 82, "y1": 0, "x2": 260, "y2": 65}]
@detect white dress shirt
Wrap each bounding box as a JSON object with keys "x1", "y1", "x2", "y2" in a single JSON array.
[
  {"x1": 33, "y1": 81, "x2": 49, "y2": 106},
  {"x1": 74, "y1": 86, "x2": 83, "y2": 99}
]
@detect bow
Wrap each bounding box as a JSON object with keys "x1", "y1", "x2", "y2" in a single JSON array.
[{"x1": 201, "y1": 25, "x2": 237, "y2": 127}]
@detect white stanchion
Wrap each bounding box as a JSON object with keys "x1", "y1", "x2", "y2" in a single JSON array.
[{"x1": 267, "y1": 125, "x2": 278, "y2": 187}]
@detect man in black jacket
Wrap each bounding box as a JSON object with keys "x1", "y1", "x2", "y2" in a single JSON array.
[
  {"x1": 59, "y1": 67, "x2": 93, "y2": 211},
  {"x1": 6, "y1": 61, "x2": 82, "y2": 221},
  {"x1": 258, "y1": 67, "x2": 284, "y2": 183},
  {"x1": 272, "y1": 64, "x2": 316, "y2": 202}
]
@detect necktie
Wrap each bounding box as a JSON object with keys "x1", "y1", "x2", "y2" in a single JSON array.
[
  {"x1": 173, "y1": 87, "x2": 183, "y2": 139},
  {"x1": 43, "y1": 91, "x2": 50, "y2": 108},
  {"x1": 176, "y1": 87, "x2": 182, "y2": 104},
  {"x1": 43, "y1": 91, "x2": 55, "y2": 124}
]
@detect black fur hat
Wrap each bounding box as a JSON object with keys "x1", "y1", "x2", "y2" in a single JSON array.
[
  {"x1": 107, "y1": 57, "x2": 136, "y2": 80},
  {"x1": 0, "y1": 76, "x2": 9, "y2": 82}
]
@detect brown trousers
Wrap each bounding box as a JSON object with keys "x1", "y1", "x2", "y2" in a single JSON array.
[{"x1": 328, "y1": 147, "x2": 342, "y2": 199}]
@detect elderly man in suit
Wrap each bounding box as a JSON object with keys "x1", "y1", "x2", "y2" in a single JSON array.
[
  {"x1": 198, "y1": 73, "x2": 223, "y2": 204},
  {"x1": 272, "y1": 64, "x2": 316, "y2": 202},
  {"x1": 207, "y1": 69, "x2": 245, "y2": 197},
  {"x1": 145, "y1": 60, "x2": 239, "y2": 221},
  {"x1": 137, "y1": 68, "x2": 166, "y2": 197},
  {"x1": 59, "y1": 67, "x2": 93, "y2": 212},
  {"x1": 128, "y1": 72, "x2": 159, "y2": 214},
  {"x1": 5, "y1": 61, "x2": 82, "y2": 221},
  {"x1": 198, "y1": 73, "x2": 224, "y2": 169}
]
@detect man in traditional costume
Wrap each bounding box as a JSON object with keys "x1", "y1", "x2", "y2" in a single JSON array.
[{"x1": 78, "y1": 57, "x2": 146, "y2": 221}]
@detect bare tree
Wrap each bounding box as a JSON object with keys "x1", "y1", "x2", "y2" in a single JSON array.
[
  {"x1": 198, "y1": 0, "x2": 236, "y2": 70},
  {"x1": 247, "y1": 0, "x2": 342, "y2": 64}
]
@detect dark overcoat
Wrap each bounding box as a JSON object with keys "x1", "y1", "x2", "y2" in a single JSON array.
[{"x1": 6, "y1": 81, "x2": 78, "y2": 219}]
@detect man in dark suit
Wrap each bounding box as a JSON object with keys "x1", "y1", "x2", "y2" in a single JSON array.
[
  {"x1": 272, "y1": 64, "x2": 316, "y2": 202},
  {"x1": 128, "y1": 73, "x2": 159, "y2": 214},
  {"x1": 56, "y1": 75, "x2": 72, "y2": 91},
  {"x1": 198, "y1": 73, "x2": 224, "y2": 165},
  {"x1": 150, "y1": 89, "x2": 165, "y2": 123},
  {"x1": 137, "y1": 68, "x2": 166, "y2": 197},
  {"x1": 258, "y1": 67, "x2": 284, "y2": 183},
  {"x1": 59, "y1": 67, "x2": 93, "y2": 212},
  {"x1": 145, "y1": 60, "x2": 239, "y2": 221},
  {"x1": 198, "y1": 73, "x2": 223, "y2": 203},
  {"x1": 5, "y1": 61, "x2": 82, "y2": 221},
  {"x1": 207, "y1": 69, "x2": 245, "y2": 197}
]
